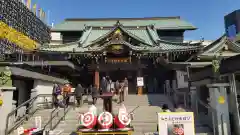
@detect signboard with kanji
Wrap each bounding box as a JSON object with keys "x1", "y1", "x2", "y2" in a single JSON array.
[
  {"x1": 158, "y1": 112, "x2": 195, "y2": 135},
  {"x1": 137, "y1": 77, "x2": 144, "y2": 87}
]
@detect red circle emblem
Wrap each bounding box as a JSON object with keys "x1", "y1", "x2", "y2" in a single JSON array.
[
  {"x1": 81, "y1": 112, "x2": 97, "y2": 129},
  {"x1": 173, "y1": 127, "x2": 184, "y2": 135},
  {"x1": 115, "y1": 111, "x2": 131, "y2": 128},
  {"x1": 98, "y1": 112, "x2": 113, "y2": 129}
]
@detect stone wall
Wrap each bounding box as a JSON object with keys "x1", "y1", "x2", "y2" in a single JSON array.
[
  {"x1": 32, "y1": 80, "x2": 54, "y2": 104},
  {"x1": 176, "y1": 70, "x2": 188, "y2": 89}
]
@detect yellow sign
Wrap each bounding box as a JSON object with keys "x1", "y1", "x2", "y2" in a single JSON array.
[
  {"x1": 111, "y1": 45, "x2": 123, "y2": 50},
  {"x1": 107, "y1": 58, "x2": 129, "y2": 63},
  {"x1": 218, "y1": 96, "x2": 225, "y2": 104},
  {"x1": 0, "y1": 90, "x2": 2, "y2": 106},
  {"x1": 0, "y1": 99, "x2": 3, "y2": 106},
  {"x1": 0, "y1": 21, "x2": 38, "y2": 51}
]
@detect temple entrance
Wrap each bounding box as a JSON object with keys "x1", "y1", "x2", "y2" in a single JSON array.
[{"x1": 100, "y1": 69, "x2": 137, "y2": 94}]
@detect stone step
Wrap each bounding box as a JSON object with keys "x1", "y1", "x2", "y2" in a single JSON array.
[
  {"x1": 52, "y1": 94, "x2": 174, "y2": 135},
  {"x1": 143, "y1": 132, "x2": 213, "y2": 135},
  {"x1": 196, "y1": 133, "x2": 213, "y2": 135},
  {"x1": 17, "y1": 94, "x2": 214, "y2": 135},
  {"x1": 195, "y1": 126, "x2": 213, "y2": 133}
]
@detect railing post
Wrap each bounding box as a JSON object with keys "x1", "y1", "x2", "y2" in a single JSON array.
[
  {"x1": 45, "y1": 130, "x2": 49, "y2": 135},
  {"x1": 50, "y1": 112, "x2": 53, "y2": 130},
  {"x1": 196, "y1": 97, "x2": 199, "y2": 117},
  {"x1": 63, "y1": 106, "x2": 66, "y2": 121},
  {"x1": 73, "y1": 95, "x2": 76, "y2": 110},
  {"x1": 207, "y1": 83, "x2": 231, "y2": 135}
]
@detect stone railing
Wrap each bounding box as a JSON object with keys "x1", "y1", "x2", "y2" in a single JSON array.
[{"x1": 4, "y1": 93, "x2": 53, "y2": 135}]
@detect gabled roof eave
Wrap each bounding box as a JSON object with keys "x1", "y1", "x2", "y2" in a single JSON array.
[
  {"x1": 201, "y1": 35, "x2": 240, "y2": 54},
  {"x1": 85, "y1": 25, "x2": 153, "y2": 47}
]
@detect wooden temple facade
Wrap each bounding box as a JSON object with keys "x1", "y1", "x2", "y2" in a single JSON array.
[
  {"x1": 39, "y1": 17, "x2": 204, "y2": 94},
  {"x1": 4, "y1": 16, "x2": 240, "y2": 95}
]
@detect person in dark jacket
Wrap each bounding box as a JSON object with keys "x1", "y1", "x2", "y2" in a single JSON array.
[
  {"x1": 118, "y1": 82, "x2": 124, "y2": 103},
  {"x1": 91, "y1": 85, "x2": 98, "y2": 105},
  {"x1": 75, "y1": 84, "x2": 84, "y2": 107},
  {"x1": 52, "y1": 83, "x2": 61, "y2": 108},
  {"x1": 100, "y1": 77, "x2": 108, "y2": 93}
]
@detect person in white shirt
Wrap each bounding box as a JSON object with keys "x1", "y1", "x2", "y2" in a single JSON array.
[{"x1": 123, "y1": 78, "x2": 128, "y2": 97}]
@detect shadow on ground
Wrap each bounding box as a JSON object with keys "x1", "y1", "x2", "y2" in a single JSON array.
[{"x1": 147, "y1": 94, "x2": 174, "y2": 109}]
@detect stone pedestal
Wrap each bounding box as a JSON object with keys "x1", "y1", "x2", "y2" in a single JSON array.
[
  {"x1": 228, "y1": 74, "x2": 240, "y2": 135},
  {"x1": 207, "y1": 83, "x2": 231, "y2": 135},
  {"x1": 30, "y1": 89, "x2": 38, "y2": 112},
  {"x1": 137, "y1": 70, "x2": 143, "y2": 95},
  {"x1": 190, "y1": 86, "x2": 197, "y2": 113},
  {"x1": 137, "y1": 86, "x2": 143, "y2": 95},
  {"x1": 0, "y1": 86, "x2": 16, "y2": 135}
]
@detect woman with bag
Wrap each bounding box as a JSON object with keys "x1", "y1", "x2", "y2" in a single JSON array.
[
  {"x1": 52, "y1": 83, "x2": 61, "y2": 108},
  {"x1": 62, "y1": 83, "x2": 72, "y2": 107}
]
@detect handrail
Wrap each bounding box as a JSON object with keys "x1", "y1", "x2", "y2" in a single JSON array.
[
  {"x1": 5, "y1": 94, "x2": 53, "y2": 135},
  {"x1": 42, "y1": 96, "x2": 72, "y2": 134},
  {"x1": 196, "y1": 97, "x2": 211, "y2": 110},
  {"x1": 173, "y1": 89, "x2": 188, "y2": 108},
  {"x1": 196, "y1": 96, "x2": 215, "y2": 135},
  {"x1": 43, "y1": 108, "x2": 60, "y2": 130}
]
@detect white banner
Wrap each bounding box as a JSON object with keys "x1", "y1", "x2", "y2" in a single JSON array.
[
  {"x1": 158, "y1": 112, "x2": 195, "y2": 135},
  {"x1": 137, "y1": 77, "x2": 144, "y2": 86},
  {"x1": 35, "y1": 116, "x2": 42, "y2": 129}
]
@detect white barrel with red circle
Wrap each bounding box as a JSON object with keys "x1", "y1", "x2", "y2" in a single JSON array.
[
  {"x1": 98, "y1": 112, "x2": 113, "y2": 129},
  {"x1": 114, "y1": 111, "x2": 131, "y2": 128},
  {"x1": 81, "y1": 112, "x2": 97, "y2": 129}
]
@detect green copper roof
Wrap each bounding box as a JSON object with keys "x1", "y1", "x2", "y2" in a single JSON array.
[
  {"x1": 82, "y1": 26, "x2": 156, "y2": 47},
  {"x1": 40, "y1": 41, "x2": 201, "y2": 53},
  {"x1": 52, "y1": 17, "x2": 196, "y2": 31},
  {"x1": 158, "y1": 40, "x2": 201, "y2": 51},
  {"x1": 82, "y1": 29, "x2": 109, "y2": 47},
  {"x1": 201, "y1": 35, "x2": 240, "y2": 55},
  {"x1": 42, "y1": 23, "x2": 201, "y2": 53},
  {"x1": 127, "y1": 29, "x2": 155, "y2": 45}
]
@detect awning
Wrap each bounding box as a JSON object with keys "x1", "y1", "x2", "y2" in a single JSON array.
[
  {"x1": 190, "y1": 54, "x2": 240, "y2": 81},
  {"x1": 168, "y1": 62, "x2": 212, "y2": 69},
  {"x1": 22, "y1": 61, "x2": 82, "y2": 71},
  {"x1": 10, "y1": 67, "x2": 68, "y2": 84},
  {"x1": 0, "y1": 61, "x2": 82, "y2": 71}
]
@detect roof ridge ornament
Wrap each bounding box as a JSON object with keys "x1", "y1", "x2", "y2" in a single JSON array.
[
  {"x1": 115, "y1": 20, "x2": 121, "y2": 26},
  {"x1": 84, "y1": 24, "x2": 87, "y2": 31},
  {"x1": 188, "y1": 41, "x2": 192, "y2": 46},
  {"x1": 150, "y1": 24, "x2": 155, "y2": 29},
  {"x1": 200, "y1": 37, "x2": 204, "y2": 43}
]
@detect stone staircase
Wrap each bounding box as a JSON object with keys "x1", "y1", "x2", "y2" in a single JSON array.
[
  {"x1": 53, "y1": 94, "x2": 174, "y2": 135},
  {"x1": 10, "y1": 108, "x2": 66, "y2": 135},
  {"x1": 12, "y1": 94, "x2": 213, "y2": 135}
]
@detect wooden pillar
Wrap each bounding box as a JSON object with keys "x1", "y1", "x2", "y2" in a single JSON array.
[
  {"x1": 94, "y1": 69, "x2": 100, "y2": 90},
  {"x1": 137, "y1": 58, "x2": 143, "y2": 95},
  {"x1": 137, "y1": 70, "x2": 143, "y2": 95}
]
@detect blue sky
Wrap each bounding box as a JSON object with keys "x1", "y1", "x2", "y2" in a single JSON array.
[{"x1": 32, "y1": 0, "x2": 240, "y2": 40}]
